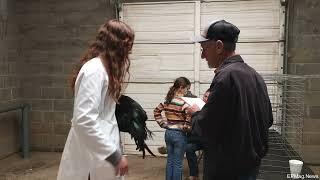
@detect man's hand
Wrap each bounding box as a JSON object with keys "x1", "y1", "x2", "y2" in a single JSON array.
[
  {"x1": 186, "y1": 104, "x2": 200, "y2": 114},
  {"x1": 115, "y1": 156, "x2": 129, "y2": 176}
]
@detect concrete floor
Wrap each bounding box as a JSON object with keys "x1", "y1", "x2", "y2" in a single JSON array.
[
  {"x1": 0, "y1": 152, "x2": 319, "y2": 180},
  {"x1": 0, "y1": 152, "x2": 202, "y2": 180}
]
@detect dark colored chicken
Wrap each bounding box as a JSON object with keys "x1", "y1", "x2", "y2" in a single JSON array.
[{"x1": 115, "y1": 95, "x2": 156, "y2": 158}]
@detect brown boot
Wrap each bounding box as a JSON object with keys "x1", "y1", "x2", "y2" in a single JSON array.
[
  {"x1": 157, "y1": 146, "x2": 167, "y2": 154},
  {"x1": 188, "y1": 176, "x2": 199, "y2": 180}
]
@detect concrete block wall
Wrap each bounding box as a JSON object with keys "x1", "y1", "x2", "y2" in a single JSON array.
[
  {"x1": 0, "y1": 0, "x2": 21, "y2": 158},
  {"x1": 11, "y1": 0, "x2": 115, "y2": 151},
  {"x1": 288, "y1": 0, "x2": 320, "y2": 164}
]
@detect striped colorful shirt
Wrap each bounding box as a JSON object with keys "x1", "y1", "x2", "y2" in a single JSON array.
[{"x1": 154, "y1": 97, "x2": 191, "y2": 131}]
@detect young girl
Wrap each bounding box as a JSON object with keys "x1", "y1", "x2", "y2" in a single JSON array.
[
  {"x1": 154, "y1": 77, "x2": 192, "y2": 180},
  {"x1": 57, "y1": 19, "x2": 134, "y2": 180}
]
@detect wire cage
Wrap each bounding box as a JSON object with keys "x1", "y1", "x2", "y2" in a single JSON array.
[{"x1": 258, "y1": 74, "x2": 312, "y2": 179}]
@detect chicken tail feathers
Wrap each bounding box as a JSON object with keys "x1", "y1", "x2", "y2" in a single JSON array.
[{"x1": 116, "y1": 95, "x2": 156, "y2": 158}]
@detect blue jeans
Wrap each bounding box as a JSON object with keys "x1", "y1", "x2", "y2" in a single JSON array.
[
  {"x1": 165, "y1": 129, "x2": 187, "y2": 180},
  {"x1": 185, "y1": 141, "x2": 203, "y2": 177}
]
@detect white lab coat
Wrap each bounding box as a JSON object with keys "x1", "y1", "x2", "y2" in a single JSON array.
[{"x1": 57, "y1": 57, "x2": 120, "y2": 180}]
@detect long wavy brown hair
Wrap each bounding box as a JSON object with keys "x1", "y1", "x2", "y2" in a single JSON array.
[{"x1": 71, "y1": 19, "x2": 135, "y2": 102}]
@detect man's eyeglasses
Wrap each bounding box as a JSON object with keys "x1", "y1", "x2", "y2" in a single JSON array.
[{"x1": 200, "y1": 40, "x2": 217, "y2": 53}]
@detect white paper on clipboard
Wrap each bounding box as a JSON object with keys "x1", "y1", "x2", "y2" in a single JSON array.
[{"x1": 181, "y1": 97, "x2": 205, "y2": 109}]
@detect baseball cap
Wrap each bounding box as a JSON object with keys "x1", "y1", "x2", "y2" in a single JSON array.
[{"x1": 192, "y1": 20, "x2": 240, "y2": 43}]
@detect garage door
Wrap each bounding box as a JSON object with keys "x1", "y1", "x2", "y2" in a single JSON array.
[{"x1": 120, "y1": 0, "x2": 285, "y2": 155}]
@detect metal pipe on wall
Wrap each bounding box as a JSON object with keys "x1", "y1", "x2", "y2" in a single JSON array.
[
  {"x1": 283, "y1": 0, "x2": 292, "y2": 74},
  {"x1": 280, "y1": 0, "x2": 290, "y2": 74},
  {"x1": 0, "y1": 0, "x2": 8, "y2": 40}
]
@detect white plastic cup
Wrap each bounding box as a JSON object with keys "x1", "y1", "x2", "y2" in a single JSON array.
[{"x1": 289, "y1": 159, "x2": 303, "y2": 175}]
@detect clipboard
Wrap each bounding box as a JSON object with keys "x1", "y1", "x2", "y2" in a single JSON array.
[{"x1": 181, "y1": 97, "x2": 205, "y2": 109}]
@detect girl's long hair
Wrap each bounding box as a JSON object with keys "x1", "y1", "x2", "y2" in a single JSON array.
[
  {"x1": 165, "y1": 77, "x2": 191, "y2": 103},
  {"x1": 71, "y1": 19, "x2": 134, "y2": 102}
]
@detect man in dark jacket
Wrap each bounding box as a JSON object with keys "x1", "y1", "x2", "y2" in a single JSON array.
[{"x1": 188, "y1": 20, "x2": 274, "y2": 180}]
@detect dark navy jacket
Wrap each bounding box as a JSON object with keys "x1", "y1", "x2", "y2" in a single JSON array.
[{"x1": 195, "y1": 55, "x2": 273, "y2": 179}]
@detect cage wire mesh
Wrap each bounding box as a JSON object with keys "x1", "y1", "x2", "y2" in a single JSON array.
[{"x1": 258, "y1": 74, "x2": 308, "y2": 179}]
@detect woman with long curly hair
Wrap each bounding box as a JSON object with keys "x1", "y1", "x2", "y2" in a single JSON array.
[{"x1": 57, "y1": 19, "x2": 134, "y2": 180}]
